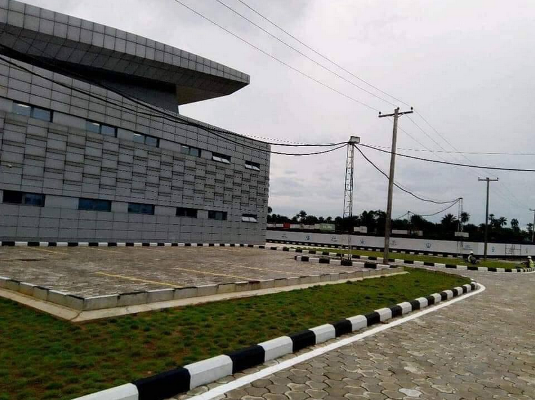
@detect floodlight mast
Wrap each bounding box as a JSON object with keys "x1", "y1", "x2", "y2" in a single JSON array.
[{"x1": 343, "y1": 136, "x2": 360, "y2": 260}]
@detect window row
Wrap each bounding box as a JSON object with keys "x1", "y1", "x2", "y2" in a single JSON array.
[
  {"x1": 1, "y1": 191, "x2": 256, "y2": 221},
  {"x1": 13, "y1": 102, "x2": 52, "y2": 122},
  {"x1": 11, "y1": 102, "x2": 262, "y2": 169}
]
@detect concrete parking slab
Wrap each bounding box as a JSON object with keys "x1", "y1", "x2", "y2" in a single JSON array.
[{"x1": 0, "y1": 246, "x2": 366, "y2": 297}]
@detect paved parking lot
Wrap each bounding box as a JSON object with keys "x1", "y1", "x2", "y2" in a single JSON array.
[{"x1": 0, "y1": 246, "x2": 363, "y2": 297}]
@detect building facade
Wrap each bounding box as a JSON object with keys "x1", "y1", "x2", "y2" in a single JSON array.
[{"x1": 0, "y1": 0, "x2": 270, "y2": 244}]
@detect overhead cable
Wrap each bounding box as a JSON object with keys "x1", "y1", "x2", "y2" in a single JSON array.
[
  {"x1": 171, "y1": 0, "x2": 380, "y2": 112},
  {"x1": 234, "y1": 0, "x2": 410, "y2": 107},
  {"x1": 354, "y1": 145, "x2": 460, "y2": 205},
  {"x1": 0, "y1": 53, "x2": 347, "y2": 157},
  {"x1": 215, "y1": 0, "x2": 399, "y2": 108},
  {"x1": 359, "y1": 143, "x2": 535, "y2": 172}
]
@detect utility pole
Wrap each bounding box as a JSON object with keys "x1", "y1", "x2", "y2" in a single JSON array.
[
  {"x1": 530, "y1": 208, "x2": 535, "y2": 243},
  {"x1": 379, "y1": 107, "x2": 413, "y2": 262},
  {"x1": 342, "y1": 136, "x2": 360, "y2": 260},
  {"x1": 478, "y1": 178, "x2": 499, "y2": 260}
]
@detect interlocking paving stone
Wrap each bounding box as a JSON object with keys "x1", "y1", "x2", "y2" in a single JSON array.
[{"x1": 171, "y1": 270, "x2": 535, "y2": 400}]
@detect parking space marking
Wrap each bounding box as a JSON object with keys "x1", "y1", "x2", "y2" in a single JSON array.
[
  {"x1": 171, "y1": 266, "x2": 254, "y2": 281},
  {"x1": 95, "y1": 272, "x2": 180, "y2": 287},
  {"x1": 26, "y1": 247, "x2": 63, "y2": 255}
]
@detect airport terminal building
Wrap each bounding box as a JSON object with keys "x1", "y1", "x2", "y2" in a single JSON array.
[{"x1": 0, "y1": 0, "x2": 270, "y2": 244}]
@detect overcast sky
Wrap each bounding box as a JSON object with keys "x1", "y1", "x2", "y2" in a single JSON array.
[{"x1": 24, "y1": 0, "x2": 535, "y2": 227}]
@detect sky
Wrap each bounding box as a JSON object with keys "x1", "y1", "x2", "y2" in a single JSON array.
[{"x1": 23, "y1": 0, "x2": 535, "y2": 227}]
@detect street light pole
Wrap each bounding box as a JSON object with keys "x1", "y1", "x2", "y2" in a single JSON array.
[
  {"x1": 478, "y1": 177, "x2": 498, "y2": 260},
  {"x1": 530, "y1": 208, "x2": 535, "y2": 243},
  {"x1": 378, "y1": 107, "x2": 413, "y2": 262}
]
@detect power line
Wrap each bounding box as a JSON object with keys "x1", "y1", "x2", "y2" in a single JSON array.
[
  {"x1": 0, "y1": 52, "x2": 348, "y2": 157},
  {"x1": 414, "y1": 111, "x2": 532, "y2": 211},
  {"x1": 364, "y1": 144, "x2": 535, "y2": 156},
  {"x1": 359, "y1": 143, "x2": 535, "y2": 172},
  {"x1": 234, "y1": 0, "x2": 410, "y2": 108},
  {"x1": 214, "y1": 0, "x2": 399, "y2": 108},
  {"x1": 171, "y1": 0, "x2": 380, "y2": 112},
  {"x1": 354, "y1": 145, "x2": 460, "y2": 205},
  {"x1": 412, "y1": 201, "x2": 460, "y2": 218}
]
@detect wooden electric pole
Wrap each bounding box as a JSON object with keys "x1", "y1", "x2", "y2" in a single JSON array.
[
  {"x1": 379, "y1": 107, "x2": 413, "y2": 262},
  {"x1": 478, "y1": 177, "x2": 499, "y2": 260}
]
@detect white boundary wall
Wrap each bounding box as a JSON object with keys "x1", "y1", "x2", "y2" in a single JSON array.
[{"x1": 267, "y1": 230, "x2": 535, "y2": 257}]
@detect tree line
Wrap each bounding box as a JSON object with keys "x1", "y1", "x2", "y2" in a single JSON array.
[{"x1": 267, "y1": 207, "x2": 535, "y2": 242}]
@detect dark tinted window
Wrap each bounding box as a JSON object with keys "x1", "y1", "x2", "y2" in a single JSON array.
[
  {"x1": 3, "y1": 190, "x2": 44, "y2": 207},
  {"x1": 208, "y1": 210, "x2": 227, "y2": 220},
  {"x1": 133, "y1": 133, "x2": 145, "y2": 144},
  {"x1": 242, "y1": 214, "x2": 258, "y2": 223},
  {"x1": 189, "y1": 147, "x2": 200, "y2": 157},
  {"x1": 128, "y1": 203, "x2": 155, "y2": 215},
  {"x1": 212, "y1": 152, "x2": 231, "y2": 164},
  {"x1": 31, "y1": 107, "x2": 52, "y2": 122},
  {"x1": 78, "y1": 198, "x2": 111, "y2": 212},
  {"x1": 100, "y1": 124, "x2": 116, "y2": 136},
  {"x1": 24, "y1": 193, "x2": 46, "y2": 207},
  {"x1": 176, "y1": 207, "x2": 198, "y2": 218},
  {"x1": 3, "y1": 190, "x2": 23, "y2": 204},
  {"x1": 13, "y1": 103, "x2": 52, "y2": 121},
  {"x1": 86, "y1": 121, "x2": 101, "y2": 133},
  {"x1": 145, "y1": 135, "x2": 159, "y2": 147},
  {"x1": 245, "y1": 161, "x2": 260, "y2": 171},
  {"x1": 12, "y1": 103, "x2": 31, "y2": 116}
]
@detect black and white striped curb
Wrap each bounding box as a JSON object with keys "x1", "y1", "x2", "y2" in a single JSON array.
[
  {"x1": 0, "y1": 241, "x2": 269, "y2": 248},
  {"x1": 294, "y1": 255, "x2": 395, "y2": 269},
  {"x1": 3, "y1": 241, "x2": 530, "y2": 273},
  {"x1": 267, "y1": 239, "x2": 459, "y2": 257},
  {"x1": 74, "y1": 282, "x2": 479, "y2": 400},
  {"x1": 293, "y1": 253, "x2": 533, "y2": 273}
]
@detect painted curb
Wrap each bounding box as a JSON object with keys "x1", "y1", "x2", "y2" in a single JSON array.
[
  {"x1": 266, "y1": 239, "x2": 534, "y2": 260},
  {"x1": 72, "y1": 281, "x2": 480, "y2": 400},
  {"x1": 293, "y1": 253, "x2": 534, "y2": 273}
]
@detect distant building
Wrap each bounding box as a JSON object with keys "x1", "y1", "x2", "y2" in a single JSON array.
[{"x1": 0, "y1": 0, "x2": 269, "y2": 244}]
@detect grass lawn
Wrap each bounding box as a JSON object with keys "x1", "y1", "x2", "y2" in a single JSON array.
[
  {"x1": 298, "y1": 247, "x2": 526, "y2": 270},
  {"x1": 0, "y1": 269, "x2": 469, "y2": 400}
]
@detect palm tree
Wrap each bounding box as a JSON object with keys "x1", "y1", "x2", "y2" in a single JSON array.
[
  {"x1": 460, "y1": 212, "x2": 470, "y2": 224},
  {"x1": 497, "y1": 217, "x2": 507, "y2": 227},
  {"x1": 511, "y1": 218, "x2": 519, "y2": 232}
]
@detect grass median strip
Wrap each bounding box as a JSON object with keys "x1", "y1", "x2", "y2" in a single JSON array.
[
  {"x1": 0, "y1": 268, "x2": 469, "y2": 400},
  {"x1": 299, "y1": 247, "x2": 525, "y2": 270}
]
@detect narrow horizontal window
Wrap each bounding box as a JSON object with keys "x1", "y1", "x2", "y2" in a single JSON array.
[
  {"x1": 85, "y1": 120, "x2": 117, "y2": 137},
  {"x1": 212, "y1": 152, "x2": 231, "y2": 164},
  {"x1": 176, "y1": 207, "x2": 198, "y2": 218},
  {"x1": 2, "y1": 190, "x2": 45, "y2": 207},
  {"x1": 86, "y1": 121, "x2": 101, "y2": 133},
  {"x1": 242, "y1": 214, "x2": 258, "y2": 223},
  {"x1": 181, "y1": 144, "x2": 201, "y2": 157},
  {"x1": 100, "y1": 124, "x2": 116, "y2": 136},
  {"x1": 31, "y1": 107, "x2": 52, "y2": 122},
  {"x1": 145, "y1": 135, "x2": 159, "y2": 147},
  {"x1": 208, "y1": 210, "x2": 228, "y2": 221},
  {"x1": 133, "y1": 133, "x2": 159, "y2": 147},
  {"x1": 128, "y1": 203, "x2": 155, "y2": 215},
  {"x1": 245, "y1": 161, "x2": 260, "y2": 171},
  {"x1": 12, "y1": 103, "x2": 31, "y2": 116},
  {"x1": 78, "y1": 198, "x2": 111, "y2": 212},
  {"x1": 12, "y1": 102, "x2": 52, "y2": 122},
  {"x1": 133, "y1": 133, "x2": 145, "y2": 144}
]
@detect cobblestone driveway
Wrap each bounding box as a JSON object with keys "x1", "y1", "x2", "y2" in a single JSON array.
[{"x1": 177, "y1": 270, "x2": 535, "y2": 400}]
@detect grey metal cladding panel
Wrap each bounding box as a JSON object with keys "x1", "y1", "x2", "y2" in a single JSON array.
[{"x1": 0, "y1": 1, "x2": 249, "y2": 87}]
